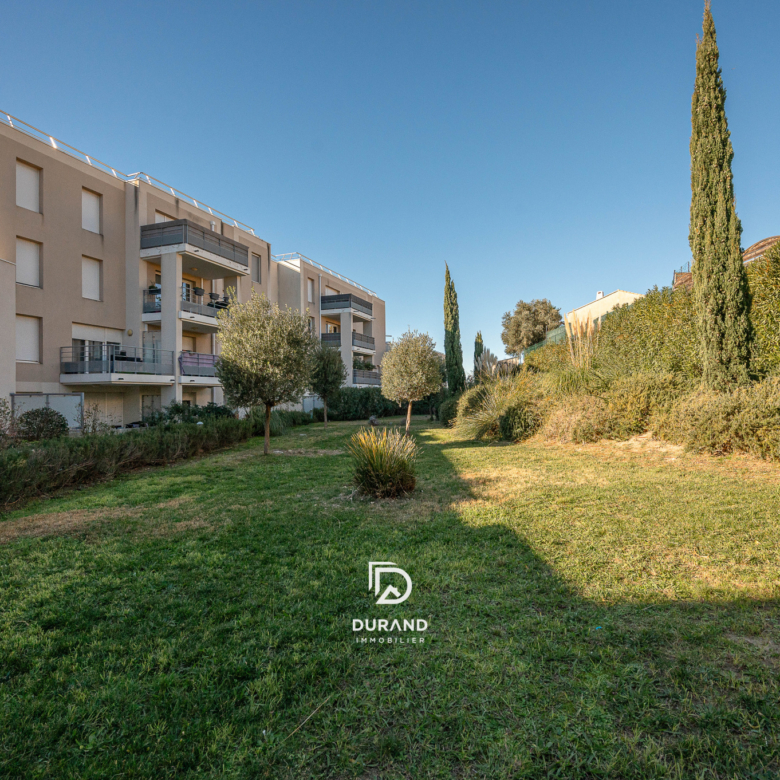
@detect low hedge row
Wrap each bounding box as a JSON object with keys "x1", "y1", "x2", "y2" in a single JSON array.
[{"x1": 0, "y1": 418, "x2": 255, "y2": 508}]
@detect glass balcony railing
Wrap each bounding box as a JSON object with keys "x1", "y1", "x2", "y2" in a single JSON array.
[
  {"x1": 140, "y1": 220, "x2": 249, "y2": 266},
  {"x1": 60, "y1": 345, "x2": 174, "y2": 376},
  {"x1": 179, "y1": 352, "x2": 219, "y2": 377},
  {"x1": 353, "y1": 369, "x2": 381, "y2": 386},
  {"x1": 321, "y1": 294, "x2": 373, "y2": 317},
  {"x1": 142, "y1": 286, "x2": 231, "y2": 319}
]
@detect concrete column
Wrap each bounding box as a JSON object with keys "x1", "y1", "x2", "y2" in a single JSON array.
[
  {"x1": 161, "y1": 250, "x2": 182, "y2": 406},
  {"x1": 340, "y1": 310, "x2": 353, "y2": 386},
  {"x1": 0, "y1": 258, "x2": 16, "y2": 404}
]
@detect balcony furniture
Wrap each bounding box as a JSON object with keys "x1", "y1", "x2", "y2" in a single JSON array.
[
  {"x1": 209, "y1": 292, "x2": 220, "y2": 301},
  {"x1": 320, "y1": 293, "x2": 373, "y2": 317},
  {"x1": 140, "y1": 220, "x2": 249, "y2": 267},
  {"x1": 60, "y1": 345, "x2": 174, "y2": 376},
  {"x1": 193, "y1": 287, "x2": 205, "y2": 297}
]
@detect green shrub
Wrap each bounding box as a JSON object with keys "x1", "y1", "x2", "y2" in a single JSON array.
[
  {"x1": 498, "y1": 401, "x2": 538, "y2": 442},
  {"x1": 524, "y1": 342, "x2": 569, "y2": 373},
  {"x1": 247, "y1": 408, "x2": 287, "y2": 437},
  {"x1": 276, "y1": 410, "x2": 312, "y2": 427},
  {"x1": 455, "y1": 374, "x2": 540, "y2": 441},
  {"x1": 655, "y1": 379, "x2": 780, "y2": 459},
  {"x1": 17, "y1": 408, "x2": 69, "y2": 441},
  {"x1": 0, "y1": 418, "x2": 255, "y2": 508},
  {"x1": 327, "y1": 387, "x2": 400, "y2": 421},
  {"x1": 347, "y1": 427, "x2": 418, "y2": 498},
  {"x1": 541, "y1": 396, "x2": 615, "y2": 444},
  {"x1": 746, "y1": 246, "x2": 780, "y2": 375},
  {"x1": 596, "y1": 286, "x2": 701, "y2": 378},
  {"x1": 438, "y1": 395, "x2": 460, "y2": 427}
]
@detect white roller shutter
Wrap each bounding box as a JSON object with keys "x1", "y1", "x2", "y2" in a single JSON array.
[
  {"x1": 82, "y1": 189, "x2": 101, "y2": 233},
  {"x1": 16, "y1": 315, "x2": 40, "y2": 362},
  {"x1": 16, "y1": 162, "x2": 40, "y2": 212},
  {"x1": 16, "y1": 238, "x2": 40, "y2": 287},
  {"x1": 72, "y1": 323, "x2": 123, "y2": 343},
  {"x1": 82, "y1": 257, "x2": 101, "y2": 300}
]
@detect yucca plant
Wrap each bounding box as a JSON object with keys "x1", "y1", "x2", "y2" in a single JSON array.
[{"x1": 347, "y1": 426, "x2": 419, "y2": 498}]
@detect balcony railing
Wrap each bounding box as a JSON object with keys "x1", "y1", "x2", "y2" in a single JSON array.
[
  {"x1": 321, "y1": 294, "x2": 373, "y2": 317},
  {"x1": 352, "y1": 332, "x2": 375, "y2": 350},
  {"x1": 140, "y1": 220, "x2": 249, "y2": 267},
  {"x1": 142, "y1": 286, "x2": 231, "y2": 319},
  {"x1": 60, "y1": 345, "x2": 174, "y2": 376},
  {"x1": 353, "y1": 369, "x2": 381, "y2": 386},
  {"x1": 180, "y1": 352, "x2": 219, "y2": 377},
  {"x1": 321, "y1": 333, "x2": 341, "y2": 347}
]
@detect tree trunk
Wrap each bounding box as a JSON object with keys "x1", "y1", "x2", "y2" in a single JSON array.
[
  {"x1": 323, "y1": 398, "x2": 328, "y2": 429},
  {"x1": 264, "y1": 403, "x2": 272, "y2": 456},
  {"x1": 406, "y1": 400, "x2": 413, "y2": 435}
]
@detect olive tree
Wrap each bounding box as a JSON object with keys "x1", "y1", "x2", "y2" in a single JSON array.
[
  {"x1": 216, "y1": 291, "x2": 316, "y2": 455},
  {"x1": 381, "y1": 330, "x2": 442, "y2": 434},
  {"x1": 310, "y1": 342, "x2": 347, "y2": 428}
]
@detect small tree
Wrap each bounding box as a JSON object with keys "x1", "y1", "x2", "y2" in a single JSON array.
[
  {"x1": 381, "y1": 330, "x2": 442, "y2": 434},
  {"x1": 474, "y1": 331, "x2": 484, "y2": 374},
  {"x1": 501, "y1": 299, "x2": 562, "y2": 356},
  {"x1": 216, "y1": 291, "x2": 316, "y2": 455},
  {"x1": 444, "y1": 264, "x2": 466, "y2": 393},
  {"x1": 310, "y1": 343, "x2": 347, "y2": 428}
]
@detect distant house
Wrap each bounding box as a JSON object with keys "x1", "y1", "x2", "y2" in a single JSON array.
[
  {"x1": 672, "y1": 236, "x2": 780, "y2": 292},
  {"x1": 565, "y1": 289, "x2": 644, "y2": 326}
]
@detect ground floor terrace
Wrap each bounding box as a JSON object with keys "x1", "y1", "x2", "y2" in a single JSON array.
[{"x1": 2, "y1": 420, "x2": 780, "y2": 777}]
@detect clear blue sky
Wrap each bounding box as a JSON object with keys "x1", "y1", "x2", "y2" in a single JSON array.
[{"x1": 3, "y1": 1, "x2": 780, "y2": 368}]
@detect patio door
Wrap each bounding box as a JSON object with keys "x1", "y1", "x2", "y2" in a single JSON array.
[{"x1": 143, "y1": 331, "x2": 161, "y2": 364}]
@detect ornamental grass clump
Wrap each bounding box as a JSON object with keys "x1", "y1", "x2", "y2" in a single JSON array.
[{"x1": 348, "y1": 427, "x2": 418, "y2": 498}]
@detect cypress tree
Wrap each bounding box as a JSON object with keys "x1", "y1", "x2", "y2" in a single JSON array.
[
  {"x1": 474, "y1": 331, "x2": 484, "y2": 370},
  {"x1": 443, "y1": 264, "x2": 466, "y2": 393},
  {"x1": 690, "y1": 1, "x2": 752, "y2": 386}
]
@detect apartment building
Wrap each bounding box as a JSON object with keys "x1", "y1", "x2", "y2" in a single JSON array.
[{"x1": 0, "y1": 113, "x2": 385, "y2": 426}]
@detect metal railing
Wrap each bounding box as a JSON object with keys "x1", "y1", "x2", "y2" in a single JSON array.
[
  {"x1": 321, "y1": 294, "x2": 373, "y2": 316},
  {"x1": 321, "y1": 333, "x2": 341, "y2": 346},
  {"x1": 60, "y1": 345, "x2": 174, "y2": 375},
  {"x1": 352, "y1": 332, "x2": 375, "y2": 349},
  {"x1": 140, "y1": 221, "x2": 249, "y2": 267},
  {"x1": 0, "y1": 110, "x2": 257, "y2": 237},
  {"x1": 353, "y1": 369, "x2": 381, "y2": 386},
  {"x1": 142, "y1": 287, "x2": 230, "y2": 319},
  {"x1": 273, "y1": 252, "x2": 377, "y2": 297},
  {"x1": 180, "y1": 352, "x2": 219, "y2": 377}
]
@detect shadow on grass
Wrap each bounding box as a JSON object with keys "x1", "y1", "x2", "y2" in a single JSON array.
[{"x1": 0, "y1": 420, "x2": 779, "y2": 778}]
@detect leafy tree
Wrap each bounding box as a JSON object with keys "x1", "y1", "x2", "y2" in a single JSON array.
[
  {"x1": 689, "y1": 2, "x2": 752, "y2": 386},
  {"x1": 444, "y1": 264, "x2": 466, "y2": 393},
  {"x1": 501, "y1": 299, "x2": 562, "y2": 355},
  {"x1": 310, "y1": 343, "x2": 347, "y2": 428},
  {"x1": 216, "y1": 291, "x2": 316, "y2": 455},
  {"x1": 381, "y1": 330, "x2": 443, "y2": 434},
  {"x1": 474, "y1": 331, "x2": 484, "y2": 374},
  {"x1": 746, "y1": 243, "x2": 780, "y2": 375}
]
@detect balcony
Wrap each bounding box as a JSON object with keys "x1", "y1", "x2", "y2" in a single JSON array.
[
  {"x1": 140, "y1": 220, "x2": 249, "y2": 275},
  {"x1": 352, "y1": 332, "x2": 375, "y2": 350},
  {"x1": 143, "y1": 286, "x2": 230, "y2": 320},
  {"x1": 353, "y1": 369, "x2": 381, "y2": 386},
  {"x1": 60, "y1": 345, "x2": 175, "y2": 383},
  {"x1": 321, "y1": 333, "x2": 341, "y2": 347},
  {"x1": 321, "y1": 293, "x2": 373, "y2": 317},
  {"x1": 180, "y1": 352, "x2": 219, "y2": 377}
]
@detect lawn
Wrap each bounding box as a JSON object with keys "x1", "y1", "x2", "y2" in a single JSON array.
[{"x1": 2, "y1": 418, "x2": 780, "y2": 778}]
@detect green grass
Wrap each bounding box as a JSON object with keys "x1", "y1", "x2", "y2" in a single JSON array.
[{"x1": 2, "y1": 418, "x2": 780, "y2": 778}]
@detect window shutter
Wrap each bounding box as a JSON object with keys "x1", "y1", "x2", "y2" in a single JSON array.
[
  {"x1": 16, "y1": 239, "x2": 40, "y2": 287},
  {"x1": 82, "y1": 257, "x2": 101, "y2": 300},
  {"x1": 16, "y1": 162, "x2": 40, "y2": 212},
  {"x1": 307, "y1": 278, "x2": 314, "y2": 303},
  {"x1": 82, "y1": 189, "x2": 101, "y2": 233},
  {"x1": 16, "y1": 315, "x2": 40, "y2": 362}
]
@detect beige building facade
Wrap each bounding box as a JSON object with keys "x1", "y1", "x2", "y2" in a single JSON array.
[
  {"x1": 565, "y1": 289, "x2": 644, "y2": 326},
  {"x1": 1, "y1": 113, "x2": 385, "y2": 426}
]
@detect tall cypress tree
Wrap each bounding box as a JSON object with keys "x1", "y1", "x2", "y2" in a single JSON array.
[
  {"x1": 474, "y1": 331, "x2": 484, "y2": 370},
  {"x1": 690, "y1": 2, "x2": 752, "y2": 386},
  {"x1": 444, "y1": 264, "x2": 466, "y2": 393}
]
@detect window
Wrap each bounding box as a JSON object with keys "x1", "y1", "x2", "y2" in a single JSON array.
[
  {"x1": 82, "y1": 256, "x2": 102, "y2": 300},
  {"x1": 155, "y1": 211, "x2": 174, "y2": 223},
  {"x1": 326, "y1": 322, "x2": 339, "y2": 334},
  {"x1": 308, "y1": 317, "x2": 315, "y2": 334},
  {"x1": 82, "y1": 189, "x2": 101, "y2": 233},
  {"x1": 182, "y1": 335, "x2": 197, "y2": 353},
  {"x1": 16, "y1": 161, "x2": 40, "y2": 212},
  {"x1": 252, "y1": 253, "x2": 262, "y2": 283},
  {"x1": 307, "y1": 278, "x2": 314, "y2": 303},
  {"x1": 16, "y1": 238, "x2": 41, "y2": 287},
  {"x1": 16, "y1": 315, "x2": 40, "y2": 362}
]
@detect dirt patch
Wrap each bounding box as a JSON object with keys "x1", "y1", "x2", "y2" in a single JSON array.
[
  {"x1": 0, "y1": 506, "x2": 143, "y2": 543},
  {"x1": 727, "y1": 634, "x2": 780, "y2": 654},
  {"x1": 271, "y1": 449, "x2": 345, "y2": 457}
]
